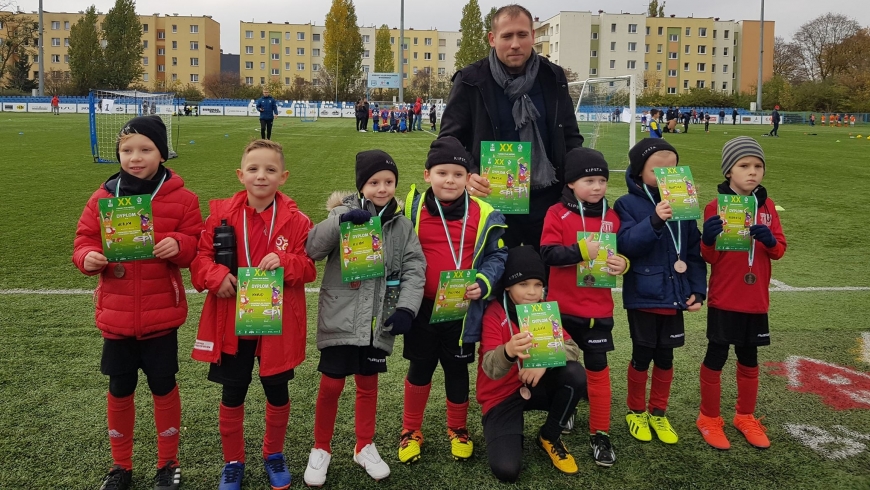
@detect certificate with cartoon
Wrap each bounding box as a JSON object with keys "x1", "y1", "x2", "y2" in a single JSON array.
[
  {"x1": 516, "y1": 301, "x2": 567, "y2": 369},
  {"x1": 654, "y1": 165, "x2": 701, "y2": 220},
  {"x1": 716, "y1": 194, "x2": 756, "y2": 251},
  {"x1": 98, "y1": 194, "x2": 155, "y2": 261},
  {"x1": 235, "y1": 267, "x2": 284, "y2": 335},
  {"x1": 339, "y1": 217, "x2": 386, "y2": 282},
  {"x1": 479, "y1": 141, "x2": 531, "y2": 214},
  {"x1": 430, "y1": 269, "x2": 476, "y2": 323},
  {"x1": 576, "y1": 232, "x2": 618, "y2": 288}
]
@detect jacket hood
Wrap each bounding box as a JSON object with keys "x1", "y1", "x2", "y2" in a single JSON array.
[
  {"x1": 325, "y1": 190, "x2": 404, "y2": 215},
  {"x1": 624, "y1": 167, "x2": 659, "y2": 201}
]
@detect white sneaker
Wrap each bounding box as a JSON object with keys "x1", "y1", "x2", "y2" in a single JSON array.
[
  {"x1": 353, "y1": 443, "x2": 390, "y2": 481},
  {"x1": 303, "y1": 448, "x2": 331, "y2": 487}
]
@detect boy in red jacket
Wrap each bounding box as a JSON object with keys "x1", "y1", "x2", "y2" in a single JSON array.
[
  {"x1": 191, "y1": 139, "x2": 317, "y2": 490},
  {"x1": 540, "y1": 148, "x2": 628, "y2": 467},
  {"x1": 73, "y1": 116, "x2": 203, "y2": 490},
  {"x1": 697, "y1": 137, "x2": 787, "y2": 450}
]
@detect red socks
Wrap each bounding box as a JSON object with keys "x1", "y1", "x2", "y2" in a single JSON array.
[
  {"x1": 219, "y1": 403, "x2": 246, "y2": 463},
  {"x1": 402, "y1": 379, "x2": 431, "y2": 431},
  {"x1": 699, "y1": 364, "x2": 723, "y2": 418},
  {"x1": 314, "y1": 375, "x2": 346, "y2": 453},
  {"x1": 735, "y1": 363, "x2": 759, "y2": 415},
  {"x1": 446, "y1": 400, "x2": 469, "y2": 430},
  {"x1": 626, "y1": 363, "x2": 648, "y2": 412},
  {"x1": 263, "y1": 401, "x2": 290, "y2": 458},
  {"x1": 354, "y1": 374, "x2": 378, "y2": 453},
  {"x1": 586, "y1": 367, "x2": 611, "y2": 433},
  {"x1": 649, "y1": 365, "x2": 674, "y2": 413},
  {"x1": 107, "y1": 393, "x2": 135, "y2": 470},
  {"x1": 152, "y1": 385, "x2": 181, "y2": 467}
]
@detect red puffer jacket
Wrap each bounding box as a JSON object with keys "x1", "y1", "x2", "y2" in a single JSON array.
[
  {"x1": 73, "y1": 171, "x2": 203, "y2": 339},
  {"x1": 190, "y1": 191, "x2": 316, "y2": 376}
]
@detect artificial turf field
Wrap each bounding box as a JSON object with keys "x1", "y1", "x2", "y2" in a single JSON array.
[{"x1": 0, "y1": 114, "x2": 869, "y2": 489}]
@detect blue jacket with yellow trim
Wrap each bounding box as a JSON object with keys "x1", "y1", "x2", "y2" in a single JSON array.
[{"x1": 405, "y1": 185, "x2": 508, "y2": 344}]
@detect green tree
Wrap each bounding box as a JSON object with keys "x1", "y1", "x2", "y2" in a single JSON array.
[
  {"x1": 102, "y1": 0, "x2": 143, "y2": 89},
  {"x1": 68, "y1": 6, "x2": 104, "y2": 94},
  {"x1": 455, "y1": 0, "x2": 488, "y2": 72},
  {"x1": 374, "y1": 24, "x2": 393, "y2": 73},
  {"x1": 0, "y1": 10, "x2": 38, "y2": 83},
  {"x1": 483, "y1": 6, "x2": 497, "y2": 36},
  {"x1": 323, "y1": 0, "x2": 364, "y2": 101},
  {"x1": 647, "y1": 0, "x2": 665, "y2": 17},
  {"x1": 5, "y1": 48, "x2": 35, "y2": 91}
]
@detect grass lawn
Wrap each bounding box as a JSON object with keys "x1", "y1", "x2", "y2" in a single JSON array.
[{"x1": 0, "y1": 114, "x2": 868, "y2": 489}]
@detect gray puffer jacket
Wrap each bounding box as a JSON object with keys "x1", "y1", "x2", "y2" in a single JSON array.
[{"x1": 306, "y1": 191, "x2": 426, "y2": 353}]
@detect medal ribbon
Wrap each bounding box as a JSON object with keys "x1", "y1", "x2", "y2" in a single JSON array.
[
  {"x1": 433, "y1": 191, "x2": 469, "y2": 270},
  {"x1": 502, "y1": 292, "x2": 524, "y2": 371},
  {"x1": 360, "y1": 196, "x2": 388, "y2": 217},
  {"x1": 644, "y1": 186, "x2": 682, "y2": 260},
  {"x1": 115, "y1": 172, "x2": 167, "y2": 198},
  {"x1": 578, "y1": 197, "x2": 607, "y2": 268},
  {"x1": 748, "y1": 191, "x2": 758, "y2": 269},
  {"x1": 242, "y1": 199, "x2": 277, "y2": 268}
]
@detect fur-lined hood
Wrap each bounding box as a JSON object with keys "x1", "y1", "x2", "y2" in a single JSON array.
[{"x1": 325, "y1": 190, "x2": 404, "y2": 212}]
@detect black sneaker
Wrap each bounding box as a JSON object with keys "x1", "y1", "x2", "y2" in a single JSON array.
[
  {"x1": 562, "y1": 408, "x2": 578, "y2": 434},
  {"x1": 153, "y1": 461, "x2": 181, "y2": 489},
  {"x1": 590, "y1": 431, "x2": 616, "y2": 467},
  {"x1": 100, "y1": 465, "x2": 132, "y2": 490}
]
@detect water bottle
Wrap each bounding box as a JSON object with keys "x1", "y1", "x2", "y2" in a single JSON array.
[
  {"x1": 381, "y1": 272, "x2": 401, "y2": 325},
  {"x1": 213, "y1": 219, "x2": 237, "y2": 275}
]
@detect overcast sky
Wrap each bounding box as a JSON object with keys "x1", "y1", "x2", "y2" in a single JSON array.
[{"x1": 19, "y1": 0, "x2": 870, "y2": 54}]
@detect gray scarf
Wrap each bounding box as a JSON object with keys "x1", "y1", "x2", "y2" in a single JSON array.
[{"x1": 488, "y1": 49, "x2": 557, "y2": 189}]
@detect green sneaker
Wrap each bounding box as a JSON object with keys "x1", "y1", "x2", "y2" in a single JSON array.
[
  {"x1": 625, "y1": 410, "x2": 652, "y2": 442},
  {"x1": 648, "y1": 410, "x2": 679, "y2": 444}
]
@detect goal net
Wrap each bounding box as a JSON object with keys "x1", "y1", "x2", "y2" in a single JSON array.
[
  {"x1": 568, "y1": 75, "x2": 636, "y2": 171},
  {"x1": 89, "y1": 89, "x2": 178, "y2": 163},
  {"x1": 299, "y1": 101, "x2": 318, "y2": 123}
]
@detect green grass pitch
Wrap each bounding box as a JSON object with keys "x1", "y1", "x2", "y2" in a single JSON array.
[{"x1": 0, "y1": 114, "x2": 869, "y2": 489}]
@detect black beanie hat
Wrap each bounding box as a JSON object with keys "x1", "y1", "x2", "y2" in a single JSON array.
[
  {"x1": 503, "y1": 245, "x2": 547, "y2": 288},
  {"x1": 426, "y1": 136, "x2": 472, "y2": 171},
  {"x1": 356, "y1": 149, "x2": 399, "y2": 190},
  {"x1": 564, "y1": 147, "x2": 609, "y2": 183},
  {"x1": 628, "y1": 138, "x2": 679, "y2": 180},
  {"x1": 116, "y1": 115, "x2": 169, "y2": 163}
]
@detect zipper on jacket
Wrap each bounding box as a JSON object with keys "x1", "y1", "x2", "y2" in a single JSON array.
[
  {"x1": 458, "y1": 219, "x2": 508, "y2": 347},
  {"x1": 134, "y1": 261, "x2": 141, "y2": 337}
]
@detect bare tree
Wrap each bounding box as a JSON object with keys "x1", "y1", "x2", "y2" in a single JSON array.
[
  {"x1": 773, "y1": 36, "x2": 803, "y2": 82},
  {"x1": 793, "y1": 13, "x2": 860, "y2": 80},
  {"x1": 0, "y1": 7, "x2": 38, "y2": 83}
]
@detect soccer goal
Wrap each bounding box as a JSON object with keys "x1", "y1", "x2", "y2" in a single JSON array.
[
  {"x1": 89, "y1": 89, "x2": 178, "y2": 163},
  {"x1": 568, "y1": 75, "x2": 636, "y2": 171},
  {"x1": 299, "y1": 101, "x2": 318, "y2": 123}
]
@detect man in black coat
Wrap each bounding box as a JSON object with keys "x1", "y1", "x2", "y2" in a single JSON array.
[{"x1": 438, "y1": 4, "x2": 583, "y2": 250}]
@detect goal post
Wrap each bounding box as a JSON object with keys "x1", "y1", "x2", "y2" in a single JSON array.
[
  {"x1": 89, "y1": 89, "x2": 178, "y2": 163},
  {"x1": 568, "y1": 74, "x2": 637, "y2": 171}
]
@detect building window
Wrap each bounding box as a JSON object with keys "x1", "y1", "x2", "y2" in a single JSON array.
[
  {"x1": 591, "y1": 32, "x2": 598, "y2": 40},
  {"x1": 646, "y1": 26, "x2": 651, "y2": 35},
  {"x1": 260, "y1": 62, "x2": 265, "y2": 69},
  {"x1": 245, "y1": 46, "x2": 253, "y2": 54},
  {"x1": 172, "y1": 41, "x2": 178, "y2": 49},
  {"x1": 657, "y1": 44, "x2": 663, "y2": 53},
  {"x1": 555, "y1": 42, "x2": 559, "y2": 52},
  {"x1": 684, "y1": 62, "x2": 689, "y2": 71},
  {"x1": 645, "y1": 44, "x2": 649, "y2": 53},
  {"x1": 285, "y1": 47, "x2": 291, "y2": 55},
  {"x1": 51, "y1": 21, "x2": 59, "y2": 30},
  {"x1": 698, "y1": 45, "x2": 706, "y2": 54},
  {"x1": 424, "y1": 52, "x2": 431, "y2": 60},
  {"x1": 413, "y1": 37, "x2": 418, "y2": 45},
  {"x1": 684, "y1": 79, "x2": 689, "y2": 89},
  {"x1": 403, "y1": 57, "x2": 408, "y2": 65},
  {"x1": 190, "y1": 25, "x2": 198, "y2": 34},
  {"x1": 142, "y1": 24, "x2": 148, "y2": 33},
  {"x1": 628, "y1": 24, "x2": 637, "y2": 33},
  {"x1": 438, "y1": 67, "x2": 446, "y2": 75},
  {"x1": 261, "y1": 46, "x2": 265, "y2": 54},
  {"x1": 245, "y1": 30, "x2": 253, "y2": 39},
  {"x1": 438, "y1": 53, "x2": 445, "y2": 61},
  {"x1": 724, "y1": 30, "x2": 730, "y2": 39},
  {"x1": 297, "y1": 32, "x2": 305, "y2": 40},
  {"x1": 685, "y1": 27, "x2": 691, "y2": 36},
  {"x1": 245, "y1": 77, "x2": 253, "y2": 85},
  {"x1": 590, "y1": 68, "x2": 598, "y2": 75},
  {"x1": 363, "y1": 49, "x2": 370, "y2": 58},
  {"x1": 259, "y1": 31, "x2": 264, "y2": 39},
  {"x1": 190, "y1": 58, "x2": 199, "y2": 66},
  {"x1": 413, "y1": 52, "x2": 418, "y2": 60},
  {"x1": 439, "y1": 38, "x2": 446, "y2": 47},
  {"x1": 669, "y1": 34, "x2": 678, "y2": 42},
  {"x1": 656, "y1": 61, "x2": 662, "y2": 71},
  {"x1": 697, "y1": 63, "x2": 706, "y2": 72},
  {"x1": 172, "y1": 25, "x2": 177, "y2": 33},
  {"x1": 611, "y1": 23, "x2": 616, "y2": 33},
  {"x1": 143, "y1": 40, "x2": 148, "y2": 49},
  {"x1": 64, "y1": 21, "x2": 70, "y2": 30},
  {"x1": 245, "y1": 61, "x2": 254, "y2": 69},
  {"x1": 297, "y1": 47, "x2": 304, "y2": 55},
  {"x1": 297, "y1": 63, "x2": 305, "y2": 70},
  {"x1": 712, "y1": 64, "x2": 716, "y2": 73},
  {"x1": 685, "y1": 45, "x2": 690, "y2": 54},
  {"x1": 722, "y1": 81, "x2": 728, "y2": 90},
  {"x1": 260, "y1": 77, "x2": 266, "y2": 84},
  {"x1": 556, "y1": 24, "x2": 559, "y2": 34},
  {"x1": 271, "y1": 68, "x2": 279, "y2": 75},
  {"x1": 51, "y1": 38, "x2": 60, "y2": 47},
  {"x1": 668, "y1": 87, "x2": 676, "y2": 94},
  {"x1": 271, "y1": 53, "x2": 279, "y2": 60},
  {"x1": 457, "y1": 39, "x2": 461, "y2": 46},
  {"x1": 313, "y1": 48, "x2": 320, "y2": 56},
  {"x1": 627, "y1": 60, "x2": 636, "y2": 69},
  {"x1": 313, "y1": 63, "x2": 320, "y2": 71},
  {"x1": 158, "y1": 31, "x2": 165, "y2": 39},
  {"x1": 172, "y1": 57, "x2": 177, "y2": 66},
  {"x1": 723, "y1": 65, "x2": 728, "y2": 73},
  {"x1": 413, "y1": 67, "x2": 418, "y2": 75},
  {"x1": 590, "y1": 50, "x2": 597, "y2": 57},
  {"x1": 390, "y1": 37, "x2": 394, "y2": 45},
  {"x1": 271, "y1": 38, "x2": 279, "y2": 45},
  {"x1": 143, "y1": 73, "x2": 149, "y2": 82},
  {"x1": 157, "y1": 48, "x2": 164, "y2": 55},
  {"x1": 313, "y1": 33, "x2": 321, "y2": 42},
  {"x1": 724, "y1": 47, "x2": 729, "y2": 56},
  {"x1": 697, "y1": 80, "x2": 705, "y2": 88},
  {"x1": 64, "y1": 54, "x2": 69, "y2": 63},
  {"x1": 668, "y1": 69, "x2": 677, "y2": 77},
  {"x1": 713, "y1": 47, "x2": 717, "y2": 56},
  {"x1": 190, "y1": 41, "x2": 198, "y2": 50},
  {"x1": 51, "y1": 54, "x2": 60, "y2": 63},
  {"x1": 362, "y1": 34, "x2": 370, "y2": 43},
  {"x1": 658, "y1": 26, "x2": 664, "y2": 35},
  {"x1": 157, "y1": 64, "x2": 164, "y2": 72},
  {"x1": 285, "y1": 77, "x2": 290, "y2": 85},
  {"x1": 668, "y1": 52, "x2": 677, "y2": 59},
  {"x1": 190, "y1": 74, "x2": 199, "y2": 82},
  {"x1": 142, "y1": 56, "x2": 148, "y2": 66},
  {"x1": 610, "y1": 42, "x2": 616, "y2": 51},
  {"x1": 172, "y1": 74, "x2": 178, "y2": 81},
  {"x1": 699, "y1": 27, "x2": 707, "y2": 37},
  {"x1": 609, "y1": 60, "x2": 616, "y2": 69},
  {"x1": 425, "y1": 37, "x2": 432, "y2": 45},
  {"x1": 628, "y1": 42, "x2": 637, "y2": 51},
  {"x1": 285, "y1": 62, "x2": 291, "y2": 70}
]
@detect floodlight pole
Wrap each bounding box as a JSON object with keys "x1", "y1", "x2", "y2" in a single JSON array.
[
  {"x1": 399, "y1": 0, "x2": 404, "y2": 103},
  {"x1": 756, "y1": 0, "x2": 764, "y2": 111},
  {"x1": 38, "y1": 0, "x2": 44, "y2": 96}
]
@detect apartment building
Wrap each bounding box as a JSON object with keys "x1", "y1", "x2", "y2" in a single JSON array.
[
  {"x1": 0, "y1": 10, "x2": 220, "y2": 88},
  {"x1": 533, "y1": 11, "x2": 774, "y2": 96}
]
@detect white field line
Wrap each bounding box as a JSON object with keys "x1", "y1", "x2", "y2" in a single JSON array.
[
  {"x1": 2, "y1": 279, "x2": 869, "y2": 297},
  {"x1": 862, "y1": 332, "x2": 870, "y2": 364}
]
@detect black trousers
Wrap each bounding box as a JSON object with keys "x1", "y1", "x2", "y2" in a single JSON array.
[
  {"x1": 260, "y1": 119, "x2": 274, "y2": 140},
  {"x1": 769, "y1": 123, "x2": 779, "y2": 136}
]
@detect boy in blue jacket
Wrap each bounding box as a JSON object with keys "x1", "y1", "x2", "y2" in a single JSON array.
[
  {"x1": 255, "y1": 88, "x2": 279, "y2": 140},
  {"x1": 614, "y1": 138, "x2": 706, "y2": 446}
]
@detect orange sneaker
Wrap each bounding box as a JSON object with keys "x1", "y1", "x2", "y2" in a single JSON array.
[
  {"x1": 696, "y1": 414, "x2": 730, "y2": 450},
  {"x1": 733, "y1": 414, "x2": 770, "y2": 449}
]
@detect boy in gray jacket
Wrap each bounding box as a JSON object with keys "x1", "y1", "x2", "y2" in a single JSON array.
[{"x1": 303, "y1": 150, "x2": 426, "y2": 486}]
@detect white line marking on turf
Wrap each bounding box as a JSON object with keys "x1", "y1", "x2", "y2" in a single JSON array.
[{"x1": 862, "y1": 332, "x2": 870, "y2": 364}]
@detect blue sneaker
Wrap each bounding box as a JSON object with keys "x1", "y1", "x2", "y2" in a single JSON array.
[
  {"x1": 264, "y1": 453, "x2": 292, "y2": 489},
  {"x1": 218, "y1": 461, "x2": 244, "y2": 490}
]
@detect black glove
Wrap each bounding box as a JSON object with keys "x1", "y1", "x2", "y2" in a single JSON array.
[
  {"x1": 339, "y1": 209, "x2": 372, "y2": 225},
  {"x1": 749, "y1": 224, "x2": 777, "y2": 248},
  {"x1": 385, "y1": 308, "x2": 414, "y2": 336},
  {"x1": 701, "y1": 215, "x2": 724, "y2": 246}
]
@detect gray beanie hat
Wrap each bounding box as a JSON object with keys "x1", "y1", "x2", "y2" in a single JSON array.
[{"x1": 722, "y1": 136, "x2": 765, "y2": 177}]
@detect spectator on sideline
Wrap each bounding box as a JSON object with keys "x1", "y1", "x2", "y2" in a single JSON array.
[
  {"x1": 732, "y1": 108, "x2": 739, "y2": 125},
  {"x1": 51, "y1": 94, "x2": 60, "y2": 115},
  {"x1": 719, "y1": 109, "x2": 726, "y2": 124},
  {"x1": 256, "y1": 88, "x2": 279, "y2": 140}
]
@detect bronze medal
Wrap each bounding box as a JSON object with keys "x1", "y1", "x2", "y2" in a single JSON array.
[
  {"x1": 113, "y1": 263, "x2": 125, "y2": 278},
  {"x1": 519, "y1": 385, "x2": 531, "y2": 400},
  {"x1": 744, "y1": 272, "x2": 757, "y2": 285},
  {"x1": 674, "y1": 260, "x2": 688, "y2": 273},
  {"x1": 583, "y1": 274, "x2": 596, "y2": 287}
]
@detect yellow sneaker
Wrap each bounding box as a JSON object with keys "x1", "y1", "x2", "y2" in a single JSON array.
[
  {"x1": 536, "y1": 432, "x2": 579, "y2": 475},
  {"x1": 398, "y1": 429, "x2": 423, "y2": 464},
  {"x1": 648, "y1": 410, "x2": 679, "y2": 444},
  {"x1": 625, "y1": 410, "x2": 652, "y2": 442},
  {"x1": 447, "y1": 427, "x2": 473, "y2": 461}
]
